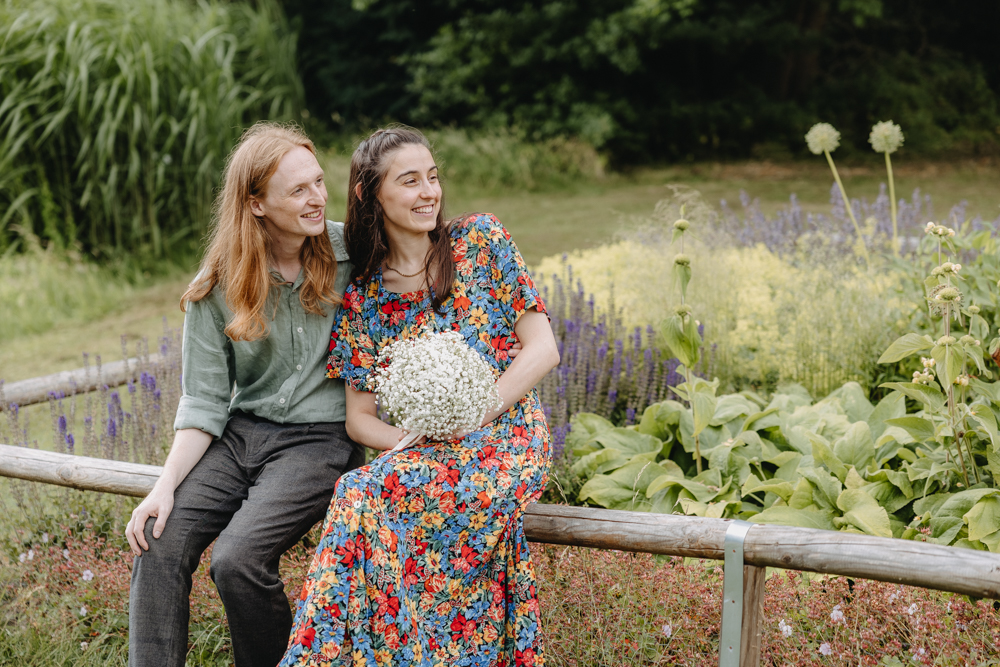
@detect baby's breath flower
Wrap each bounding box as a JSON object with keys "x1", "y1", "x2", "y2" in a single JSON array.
[
  {"x1": 869, "y1": 120, "x2": 904, "y2": 154},
  {"x1": 372, "y1": 331, "x2": 502, "y2": 441},
  {"x1": 661, "y1": 623, "x2": 672, "y2": 638},
  {"x1": 80, "y1": 642, "x2": 89, "y2": 651},
  {"x1": 673, "y1": 219, "x2": 689, "y2": 231},
  {"x1": 805, "y1": 123, "x2": 840, "y2": 154},
  {"x1": 18, "y1": 552, "x2": 26, "y2": 563},
  {"x1": 673, "y1": 254, "x2": 691, "y2": 266},
  {"x1": 907, "y1": 603, "x2": 918, "y2": 616},
  {"x1": 62, "y1": 548, "x2": 70, "y2": 559}
]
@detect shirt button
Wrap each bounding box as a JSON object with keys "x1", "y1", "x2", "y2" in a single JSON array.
[
  {"x1": 279, "y1": 398, "x2": 286, "y2": 404},
  {"x1": 296, "y1": 364, "x2": 303, "y2": 371},
  {"x1": 297, "y1": 327, "x2": 304, "y2": 333},
  {"x1": 353, "y1": 500, "x2": 362, "y2": 509}
]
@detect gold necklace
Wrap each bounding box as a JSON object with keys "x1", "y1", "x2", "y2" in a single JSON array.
[{"x1": 384, "y1": 263, "x2": 426, "y2": 278}]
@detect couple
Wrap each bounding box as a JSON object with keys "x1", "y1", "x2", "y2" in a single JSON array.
[{"x1": 124, "y1": 122, "x2": 558, "y2": 667}]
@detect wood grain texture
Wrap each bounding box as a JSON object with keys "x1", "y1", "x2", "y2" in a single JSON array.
[
  {"x1": 0, "y1": 354, "x2": 163, "y2": 410},
  {"x1": 740, "y1": 565, "x2": 766, "y2": 667},
  {"x1": 2, "y1": 445, "x2": 999, "y2": 599}
]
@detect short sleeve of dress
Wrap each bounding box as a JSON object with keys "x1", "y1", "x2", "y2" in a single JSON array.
[
  {"x1": 469, "y1": 213, "x2": 547, "y2": 324},
  {"x1": 326, "y1": 283, "x2": 378, "y2": 392}
]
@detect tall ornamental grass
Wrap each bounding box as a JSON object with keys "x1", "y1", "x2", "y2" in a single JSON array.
[{"x1": 0, "y1": 0, "x2": 302, "y2": 260}]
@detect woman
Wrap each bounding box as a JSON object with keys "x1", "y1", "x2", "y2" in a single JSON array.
[
  {"x1": 280, "y1": 127, "x2": 559, "y2": 667},
  {"x1": 125, "y1": 122, "x2": 364, "y2": 667}
]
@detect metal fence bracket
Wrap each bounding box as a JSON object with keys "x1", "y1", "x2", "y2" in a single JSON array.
[{"x1": 719, "y1": 519, "x2": 755, "y2": 667}]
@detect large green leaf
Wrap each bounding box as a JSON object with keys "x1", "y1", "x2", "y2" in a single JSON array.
[
  {"x1": 879, "y1": 382, "x2": 946, "y2": 413},
  {"x1": 691, "y1": 392, "x2": 717, "y2": 437},
  {"x1": 931, "y1": 343, "x2": 965, "y2": 391},
  {"x1": 579, "y1": 460, "x2": 676, "y2": 510},
  {"x1": 929, "y1": 516, "x2": 965, "y2": 545},
  {"x1": 570, "y1": 448, "x2": 630, "y2": 477},
  {"x1": 833, "y1": 421, "x2": 875, "y2": 473},
  {"x1": 988, "y1": 448, "x2": 1000, "y2": 486},
  {"x1": 741, "y1": 407, "x2": 781, "y2": 432},
  {"x1": 741, "y1": 474, "x2": 795, "y2": 503},
  {"x1": 867, "y1": 391, "x2": 906, "y2": 441},
  {"x1": 798, "y1": 466, "x2": 843, "y2": 510},
  {"x1": 810, "y1": 435, "x2": 847, "y2": 482},
  {"x1": 711, "y1": 395, "x2": 756, "y2": 426},
  {"x1": 827, "y1": 382, "x2": 874, "y2": 422},
  {"x1": 970, "y1": 404, "x2": 1000, "y2": 453},
  {"x1": 878, "y1": 333, "x2": 934, "y2": 364},
  {"x1": 750, "y1": 506, "x2": 836, "y2": 531},
  {"x1": 592, "y1": 429, "x2": 664, "y2": 459},
  {"x1": 835, "y1": 489, "x2": 892, "y2": 537},
  {"x1": 637, "y1": 400, "x2": 684, "y2": 441},
  {"x1": 884, "y1": 417, "x2": 935, "y2": 443},
  {"x1": 567, "y1": 413, "x2": 616, "y2": 455},
  {"x1": 936, "y1": 488, "x2": 999, "y2": 518},
  {"x1": 661, "y1": 314, "x2": 700, "y2": 368},
  {"x1": 964, "y1": 494, "x2": 1000, "y2": 548},
  {"x1": 860, "y1": 480, "x2": 911, "y2": 514}
]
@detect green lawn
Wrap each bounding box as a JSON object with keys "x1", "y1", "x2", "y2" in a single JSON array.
[{"x1": 3, "y1": 158, "x2": 999, "y2": 386}]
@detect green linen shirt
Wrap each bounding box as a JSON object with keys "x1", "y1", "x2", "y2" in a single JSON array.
[{"x1": 173, "y1": 221, "x2": 352, "y2": 438}]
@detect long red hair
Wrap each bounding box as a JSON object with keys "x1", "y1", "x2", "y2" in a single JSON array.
[{"x1": 181, "y1": 122, "x2": 339, "y2": 341}]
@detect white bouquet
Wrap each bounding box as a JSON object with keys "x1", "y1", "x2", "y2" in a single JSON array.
[{"x1": 370, "y1": 331, "x2": 502, "y2": 450}]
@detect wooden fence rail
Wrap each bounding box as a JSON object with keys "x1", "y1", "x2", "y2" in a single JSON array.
[
  {"x1": 2, "y1": 443, "x2": 1000, "y2": 666},
  {"x1": 0, "y1": 354, "x2": 164, "y2": 410}
]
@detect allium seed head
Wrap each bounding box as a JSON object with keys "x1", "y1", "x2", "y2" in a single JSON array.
[
  {"x1": 869, "y1": 120, "x2": 904, "y2": 154},
  {"x1": 805, "y1": 123, "x2": 840, "y2": 154}
]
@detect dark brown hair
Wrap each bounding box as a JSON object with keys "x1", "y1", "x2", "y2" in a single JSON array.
[
  {"x1": 181, "y1": 122, "x2": 339, "y2": 341},
  {"x1": 344, "y1": 126, "x2": 455, "y2": 312}
]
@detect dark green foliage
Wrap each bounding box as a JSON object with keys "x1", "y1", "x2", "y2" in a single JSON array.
[
  {"x1": 0, "y1": 0, "x2": 303, "y2": 260},
  {"x1": 284, "y1": 0, "x2": 1000, "y2": 163}
]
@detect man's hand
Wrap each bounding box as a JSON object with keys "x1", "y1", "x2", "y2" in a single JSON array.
[{"x1": 126, "y1": 486, "x2": 175, "y2": 556}]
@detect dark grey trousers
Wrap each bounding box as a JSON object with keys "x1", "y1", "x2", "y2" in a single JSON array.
[{"x1": 128, "y1": 414, "x2": 364, "y2": 667}]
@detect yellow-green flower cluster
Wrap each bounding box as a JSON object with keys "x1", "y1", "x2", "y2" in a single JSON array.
[
  {"x1": 869, "y1": 120, "x2": 904, "y2": 154},
  {"x1": 924, "y1": 222, "x2": 956, "y2": 238},
  {"x1": 805, "y1": 123, "x2": 840, "y2": 155}
]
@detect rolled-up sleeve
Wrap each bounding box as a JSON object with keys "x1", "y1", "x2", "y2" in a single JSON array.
[{"x1": 173, "y1": 297, "x2": 234, "y2": 438}]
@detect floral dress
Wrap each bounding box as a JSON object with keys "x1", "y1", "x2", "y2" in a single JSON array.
[{"x1": 280, "y1": 213, "x2": 550, "y2": 667}]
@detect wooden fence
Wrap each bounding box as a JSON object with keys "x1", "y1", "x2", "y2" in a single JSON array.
[
  {"x1": 0, "y1": 355, "x2": 163, "y2": 410},
  {"x1": 2, "y1": 442, "x2": 999, "y2": 667}
]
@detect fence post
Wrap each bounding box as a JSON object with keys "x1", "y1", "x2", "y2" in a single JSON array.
[
  {"x1": 719, "y1": 521, "x2": 762, "y2": 667},
  {"x1": 740, "y1": 564, "x2": 766, "y2": 666}
]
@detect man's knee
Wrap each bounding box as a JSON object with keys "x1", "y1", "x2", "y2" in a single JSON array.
[{"x1": 209, "y1": 536, "x2": 268, "y2": 593}]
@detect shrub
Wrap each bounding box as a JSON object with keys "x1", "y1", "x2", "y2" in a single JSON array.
[{"x1": 0, "y1": 0, "x2": 302, "y2": 260}]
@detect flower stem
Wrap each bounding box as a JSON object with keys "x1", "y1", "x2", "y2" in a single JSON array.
[
  {"x1": 824, "y1": 150, "x2": 870, "y2": 268},
  {"x1": 885, "y1": 152, "x2": 899, "y2": 257}
]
